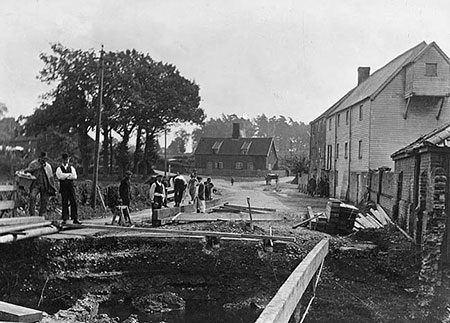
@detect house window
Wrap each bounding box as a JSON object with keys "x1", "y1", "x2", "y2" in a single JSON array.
[
  {"x1": 235, "y1": 162, "x2": 243, "y2": 169},
  {"x1": 326, "y1": 145, "x2": 332, "y2": 170},
  {"x1": 425, "y1": 63, "x2": 437, "y2": 76},
  {"x1": 241, "y1": 141, "x2": 252, "y2": 155},
  {"x1": 344, "y1": 142, "x2": 348, "y2": 159},
  {"x1": 359, "y1": 105, "x2": 363, "y2": 121},
  {"x1": 337, "y1": 114, "x2": 340, "y2": 127},
  {"x1": 358, "y1": 140, "x2": 363, "y2": 159},
  {"x1": 206, "y1": 162, "x2": 213, "y2": 169},
  {"x1": 248, "y1": 162, "x2": 254, "y2": 170},
  {"x1": 336, "y1": 143, "x2": 339, "y2": 159},
  {"x1": 346, "y1": 110, "x2": 349, "y2": 125},
  {"x1": 328, "y1": 118, "x2": 331, "y2": 131},
  {"x1": 215, "y1": 162, "x2": 223, "y2": 169},
  {"x1": 212, "y1": 141, "x2": 223, "y2": 154}
]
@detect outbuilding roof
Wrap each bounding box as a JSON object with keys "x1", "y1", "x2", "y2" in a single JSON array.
[
  {"x1": 391, "y1": 121, "x2": 450, "y2": 159},
  {"x1": 194, "y1": 137, "x2": 275, "y2": 157}
]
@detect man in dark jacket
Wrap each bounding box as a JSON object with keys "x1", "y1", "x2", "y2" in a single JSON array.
[
  {"x1": 173, "y1": 173, "x2": 187, "y2": 207},
  {"x1": 55, "y1": 153, "x2": 80, "y2": 224},
  {"x1": 197, "y1": 177, "x2": 205, "y2": 213},
  {"x1": 119, "y1": 171, "x2": 132, "y2": 207},
  {"x1": 23, "y1": 151, "x2": 56, "y2": 217}
]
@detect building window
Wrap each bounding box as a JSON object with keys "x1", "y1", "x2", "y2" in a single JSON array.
[
  {"x1": 235, "y1": 162, "x2": 243, "y2": 169},
  {"x1": 212, "y1": 141, "x2": 223, "y2": 154},
  {"x1": 346, "y1": 110, "x2": 349, "y2": 125},
  {"x1": 337, "y1": 114, "x2": 340, "y2": 127},
  {"x1": 344, "y1": 142, "x2": 348, "y2": 159},
  {"x1": 326, "y1": 145, "x2": 332, "y2": 170},
  {"x1": 241, "y1": 141, "x2": 252, "y2": 155},
  {"x1": 336, "y1": 143, "x2": 339, "y2": 159},
  {"x1": 215, "y1": 162, "x2": 223, "y2": 169},
  {"x1": 328, "y1": 118, "x2": 331, "y2": 131},
  {"x1": 358, "y1": 140, "x2": 363, "y2": 159},
  {"x1": 425, "y1": 63, "x2": 437, "y2": 76},
  {"x1": 248, "y1": 162, "x2": 254, "y2": 170},
  {"x1": 207, "y1": 162, "x2": 213, "y2": 169},
  {"x1": 359, "y1": 105, "x2": 363, "y2": 121}
]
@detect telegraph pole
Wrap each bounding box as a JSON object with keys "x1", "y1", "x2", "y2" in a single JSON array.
[
  {"x1": 164, "y1": 127, "x2": 167, "y2": 176},
  {"x1": 91, "y1": 45, "x2": 104, "y2": 208}
]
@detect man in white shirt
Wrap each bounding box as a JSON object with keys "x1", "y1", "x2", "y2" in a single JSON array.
[
  {"x1": 55, "y1": 153, "x2": 81, "y2": 225},
  {"x1": 150, "y1": 175, "x2": 166, "y2": 209}
]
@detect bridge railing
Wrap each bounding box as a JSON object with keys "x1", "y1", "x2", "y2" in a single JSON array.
[{"x1": 255, "y1": 238, "x2": 329, "y2": 323}]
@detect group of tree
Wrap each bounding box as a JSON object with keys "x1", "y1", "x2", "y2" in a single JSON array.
[
  {"x1": 190, "y1": 113, "x2": 310, "y2": 172},
  {"x1": 19, "y1": 43, "x2": 205, "y2": 175}
]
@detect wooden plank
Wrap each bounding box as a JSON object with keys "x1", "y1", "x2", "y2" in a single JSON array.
[
  {"x1": 0, "y1": 221, "x2": 53, "y2": 236},
  {"x1": 221, "y1": 205, "x2": 268, "y2": 214},
  {"x1": 365, "y1": 214, "x2": 383, "y2": 228},
  {"x1": 292, "y1": 215, "x2": 320, "y2": 229},
  {"x1": 355, "y1": 215, "x2": 373, "y2": 228},
  {"x1": 366, "y1": 213, "x2": 383, "y2": 227},
  {"x1": 370, "y1": 208, "x2": 387, "y2": 226},
  {"x1": 0, "y1": 301, "x2": 43, "y2": 322},
  {"x1": 223, "y1": 203, "x2": 276, "y2": 212},
  {"x1": 255, "y1": 239, "x2": 329, "y2": 323},
  {"x1": 376, "y1": 205, "x2": 394, "y2": 224},
  {"x1": 0, "y1": 217, "x2": 45, "y2": 226},
  {"x1": 0, "y1": 226, "x2": 59, "y2": 243},
  {"x1": 0, "y1": 185, "x2": 15, "y2": 192},
  {"x1": 0, "y1": 201, "x2": 15, "y2": 211},
  {"x1": 174, "y1": 213, "x2": 284, "y2": 222},
  {"x1": 65, "y1": 223, "x2": 296, "y2": 242}
]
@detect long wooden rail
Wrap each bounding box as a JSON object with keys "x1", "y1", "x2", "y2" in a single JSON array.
[{"x1": 255, "y1": 239, "x2": 329, "y2": 323}]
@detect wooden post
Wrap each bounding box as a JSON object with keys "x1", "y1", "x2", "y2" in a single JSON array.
[{"x1": 246, "y1": 197, "x2": 254, "y2": 231}]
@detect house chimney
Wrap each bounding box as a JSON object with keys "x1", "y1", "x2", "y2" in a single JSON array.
[
  {"x1": 357, "y1": 67, "x2": 370, "y2": 85},
  {"x1": 232, "y1": 123, "x2": 240, "y2": 139}
]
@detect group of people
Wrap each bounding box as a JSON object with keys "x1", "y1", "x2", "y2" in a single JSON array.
[
  {"x1": 21, "y1": 151, "x2": 216, "y2": 222},
  {"x1": 307, "y1": 175, "x2": 330, "y2": 197},
  {"x1": 21, "y1": 152, "x2": 81, "y2": 225},
  {"x1": 149, "y1": 172, "x2": 215, "y2": 214}
]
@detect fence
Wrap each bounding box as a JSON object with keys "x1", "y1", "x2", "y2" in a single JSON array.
[{"x1": 255, "y1": 239, "x2": 329, "y2": 323}]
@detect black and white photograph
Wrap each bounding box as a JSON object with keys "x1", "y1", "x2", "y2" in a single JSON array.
[{"x1": 1, "y1": 1, "x2": 450, "y2": 322}]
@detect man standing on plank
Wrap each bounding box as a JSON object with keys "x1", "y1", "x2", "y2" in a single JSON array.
[{"x1": 56, "y1": 153, "x2": 81, "y2": 225}]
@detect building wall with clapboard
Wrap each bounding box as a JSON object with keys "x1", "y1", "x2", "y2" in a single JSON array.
[{"x1": 309, "y1": 41, "x2": 450, "y2": 202}]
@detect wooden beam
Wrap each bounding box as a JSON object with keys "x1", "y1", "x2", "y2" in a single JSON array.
[
  {"x1": 0, "y1": 201, "x2": 15, "y2": 211},
  {"x1": 292, "y1": 215, "x2": 320, "y2": 229},
  {"x1": 174, "y1": 213, "x2": 283, "y2": 222},
  {"x1": 223, "y1": 203, "x2": 276, "y2": 212},
  {"x1": 436, "y1": 96, "x2": 446, "y2": 120},
  {"x1": 0, "y1": 226, "x2": 59, "y2": 243},
  {"x1": 0, "y1": 221, "x2": 52, "y2": 236},
  {"x1": 0, "y1": 185, "x2": 15, "y2": 192},
  {"x1": 255, "y1": 239, "x2": 329, "y2": 323},
  {"x1": 403, "y1": 97, "x2": 411, "y2": 119},
  {"x1": 0, "y1": 217, "x2": 46, "y2": 226},
  {"x1": 0, "y1": 301, "x2": 43, "y2": 322},
  {"x1": 65, "y1": 223, "x2": 296, "y2": 242}
]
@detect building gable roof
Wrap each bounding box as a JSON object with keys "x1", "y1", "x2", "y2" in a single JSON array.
[
  {"x1": 391, "y1": 121, "x2": 450, "y2": 159},
  {"x1": 194, "y1": 137, "x2": 275, "y2": 157},
  {"x1": 319, "y1": 42, "x2": 439, "y2": 118}
]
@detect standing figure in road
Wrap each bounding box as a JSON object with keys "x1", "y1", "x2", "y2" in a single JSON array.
[
  {"x1": 55, "y1": 153, "x2": 81, "y2": 224},
  {"x1": 205, "y1": 177, "x2": 214, "y2": 201},
  {"x1": 119, "y1": 170, "x2": 133, "y2": 207},
  {"x1": 23, "y1": 151, "x2": 56, "y2": 217},
  {"x1": 197, "y1": 177, "x2": 205, "y2": 213},
  {"x1": 150, "y1": 175, "x2": 166, "y2": 210},
  {"x1": 173, "y1": 173, "x2": 187, "y2": 207},
  {"x1": 307, "y1": 176, "x2": 317, "y2": 197},
  {"x1": 230, "y1": 177, "x2": 235, "y2": 186},
  {"x1": 188, "y1": 174, "x2": 197, "y2": 204}
]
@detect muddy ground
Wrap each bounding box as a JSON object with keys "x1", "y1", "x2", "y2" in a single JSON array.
[{"x1": 1, "y1": 177, "x2": 449, "y2": 322}]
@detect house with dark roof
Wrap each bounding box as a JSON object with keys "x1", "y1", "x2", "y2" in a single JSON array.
[
  {"x1": 194, "y1": 123, "x2": 278, "y2": 176},
  {"x1": 310, "y1": 41, "x2": 450, "y2": 202}
]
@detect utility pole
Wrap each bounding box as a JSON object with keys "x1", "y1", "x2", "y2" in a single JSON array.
[
  {"x1": 91, "y1": 45, "x2": 104, "y2": 208},
  {"x1": 164, "y1": 127, "x2": 167, "y2": 176}
]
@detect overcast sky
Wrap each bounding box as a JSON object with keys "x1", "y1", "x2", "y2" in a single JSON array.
[{"x1": 1, "y1": 0, "x2": 450, "y2": 125}]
